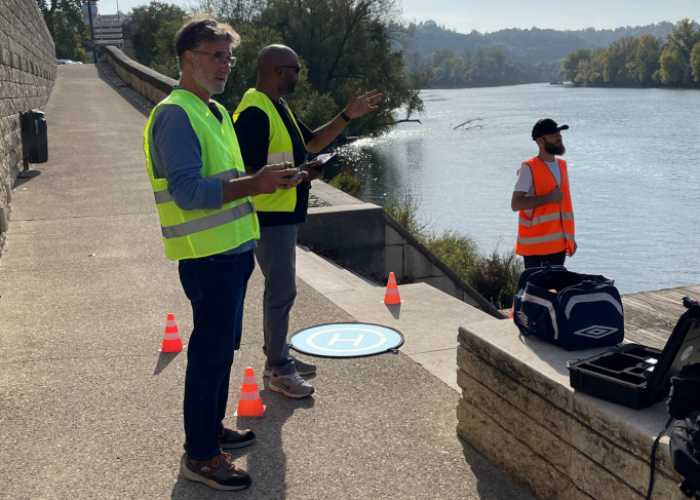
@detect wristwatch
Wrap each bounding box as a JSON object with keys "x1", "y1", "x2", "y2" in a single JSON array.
[{"x1": 340, "y1": 111, "x2": 351, "y2": 122}]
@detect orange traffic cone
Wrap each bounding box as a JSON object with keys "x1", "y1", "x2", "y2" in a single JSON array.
[
  {"x1": 235, "y1": 367, "x2": 265, "y2": 417},
  {"x1": 510, "y1": 300, "x2": 514, "y2": 319},
  {"x1": 159, "y1": 313, "x2": 186, "y2": 352},
  {"x1": 383, "y1": 272, "x2": 401, "y2": 305}
]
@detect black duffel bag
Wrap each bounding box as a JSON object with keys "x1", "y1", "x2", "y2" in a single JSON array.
[{"x1": 512, "y1": 265, "x2": 624, "y2": 351}]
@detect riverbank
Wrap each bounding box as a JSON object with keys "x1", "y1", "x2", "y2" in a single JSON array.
[{"x1": 339, "y1": 83, "x2": 700, "y2": 295}]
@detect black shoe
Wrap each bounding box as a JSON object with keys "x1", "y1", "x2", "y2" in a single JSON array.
[
  {"x1": 182, "y1": 452, "x2": 252, "y2": 491},
  {"x1": 218, "y1": 427, "x2": 255, "y2": 449}
]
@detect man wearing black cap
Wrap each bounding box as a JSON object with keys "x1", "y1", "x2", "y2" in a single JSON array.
[{"x1": 511, "y1": 118, "x2": 577, "y2": 269}]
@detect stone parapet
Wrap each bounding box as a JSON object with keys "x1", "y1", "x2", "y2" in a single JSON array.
[
  {"x1": 0, "y1": 0, "x2": 56, "y2": 258},
  {"x1": 456, "y1": 318, "x2": 684, "y2": 500},
  {"x1": 99, "y1": 46, "x2": 176, "y2": 106}
]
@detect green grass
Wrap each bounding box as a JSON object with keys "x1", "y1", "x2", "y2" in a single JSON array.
[
  {"x1": 329, "y1": 169, "x2": 365, "y2": 199},
  {"x1": 385, "y1": 196, "x2": 523, "y2": 310}
]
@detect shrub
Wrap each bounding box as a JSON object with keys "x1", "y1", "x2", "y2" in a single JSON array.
[
  {"x1": 384, "y1": 196, "x2": 523, "y2": 309},
  {"x1": 329, "y1": 169, "x2": 365, "y2": 198},
  {"x1": 469, "y1": 249, "x2": 524, "y2": 310}
]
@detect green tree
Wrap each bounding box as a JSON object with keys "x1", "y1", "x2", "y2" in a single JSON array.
[
  {"x1": 130, "y1": 1, "x2": 187, "y2": 67},
  {"x1": 152, "y1": 17, "x2": 188, "y2": 78},
  {"x1": 691, "y1": 42, "x2": 700, "y2": 82},
  {"x1": 662, "y1": 18, "x2": 700, "y2": 84},
  {"x1": 36, "y1": 0, "x2": 89, "y2": 61},
  {"x1": 603, "y1": 35, "x2": 638, "y2": 85},
  {"x1": 627, "y1": 33, "x2": 662, "y2": 85},
  {"x1": 561, "y1": 48, "x2": 591, "y2": 82},
  {"x1": 660, "y1": 46, "x2": 688, "y2": 84},
  {"x1": 430, "y1": 48, "x2": 453, "y2": 68},
  {"x1": 256, "y1": 0, "x2": 418, "y2": 135}
]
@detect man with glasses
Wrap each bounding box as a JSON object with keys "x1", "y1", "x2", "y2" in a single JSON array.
[
  {"x1": 143, "y1": 19, "x2": 302, "y2": 491},
  {"x1": 233, "y1": 45, "x2": 382, "y2": 398}
]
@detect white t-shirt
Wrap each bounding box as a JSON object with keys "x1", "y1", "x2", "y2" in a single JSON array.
[{"x1": 514, "y1": 159, "x2": 561, "y2": 219}]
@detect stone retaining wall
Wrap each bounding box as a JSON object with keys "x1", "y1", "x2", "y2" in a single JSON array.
[
  {"x1": 300, "y1": 182, "x2": 504, "y2": 318},
  {"x1": 0, "y1": 0, "x2": 56, "y2": 257},
  {"x1": 456, "y1": 319, "x2": 684, "y2": 500}
]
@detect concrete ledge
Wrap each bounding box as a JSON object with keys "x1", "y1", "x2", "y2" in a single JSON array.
[
  {"x1": 99, "y1": 46, "x2": 176, "y2": 105},
  {"x1": 302, "y1": 181, "x2": 503, "y2": 318},
  {"x1": 456, "y1": 319, "x2": 684, "y2": 500}
]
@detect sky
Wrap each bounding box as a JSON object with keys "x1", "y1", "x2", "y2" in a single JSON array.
[{"x1": 96, "y1": 0, "x2": 698, "y2": 34}]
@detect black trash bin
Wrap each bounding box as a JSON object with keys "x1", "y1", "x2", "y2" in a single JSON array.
[{"x1": 21, "y1": 110, "x2": 48, "y2": 164}]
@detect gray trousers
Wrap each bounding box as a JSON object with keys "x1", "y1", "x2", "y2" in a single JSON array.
[{"x1": 255, "y1": 224, "x2": 297, "y2": 376}]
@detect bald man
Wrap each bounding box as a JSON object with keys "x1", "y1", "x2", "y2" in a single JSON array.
[{"x1": 233, "y1": 45, "x2": 382, "y2": 398}]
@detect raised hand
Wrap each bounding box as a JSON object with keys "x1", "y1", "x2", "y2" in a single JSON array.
[{"x1": 344, "y1": 89, "x2": 383, "y2": 119}]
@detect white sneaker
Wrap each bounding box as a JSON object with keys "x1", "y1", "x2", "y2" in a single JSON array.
[{"x1": 269, "y1": 372, "x2": 315, "y2": 398}]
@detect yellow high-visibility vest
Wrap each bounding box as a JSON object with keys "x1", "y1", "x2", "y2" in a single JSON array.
[
  {"x1": 144, "y1": 89, "x2": 259, "y2": 260},
  {"x1": 233, "y1": 89, "x2": 304, "y2": 212}
]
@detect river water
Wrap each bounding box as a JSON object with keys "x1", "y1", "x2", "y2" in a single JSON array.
[{"x1": 338, "y1": 84, "x2": 700, "y2": 294}]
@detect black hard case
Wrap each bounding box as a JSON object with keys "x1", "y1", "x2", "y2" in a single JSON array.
[
  {"x1": 568, "y1": 298, "x2": 700, "y2": 409},
  {"x1": 21, "y1": 109, "x2": 48, "y2": 164}
]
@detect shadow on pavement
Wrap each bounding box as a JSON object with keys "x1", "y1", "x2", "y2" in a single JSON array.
[
  {"x1": 153, "y1": 351, "x2": 185, "y2": 376},
  {"x1": 384, "y1": 302, "x2": 401, "y2": 319},
  {"x1": 169, "y1": 377, "x2": 315, "y2": 500},
  {"x1": 96, "y1": 66, "x2": 151, "y2": 119},
  {"x1": 14, "y1": 169, "x2": 41, "y2": 188}
]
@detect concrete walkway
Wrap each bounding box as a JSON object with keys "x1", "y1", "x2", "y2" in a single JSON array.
[{"x1": 0, "y1": 65, "x2": 531, "y2": 500}]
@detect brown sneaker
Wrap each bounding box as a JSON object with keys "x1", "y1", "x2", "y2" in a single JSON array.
[
  {"x1": 218, "y1": 427, "x2": 255, "y2": 449},
  {"x1": 182, "y1": 452, "x2": 252, "y2": 491}
]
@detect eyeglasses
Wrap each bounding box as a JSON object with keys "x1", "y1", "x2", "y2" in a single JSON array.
[
  {"x1": 276, "y1": 65, "x2": 302, "y2": 74},
  {"x1": 192, "y1": 50, "x2": 237, "y2": 68}
]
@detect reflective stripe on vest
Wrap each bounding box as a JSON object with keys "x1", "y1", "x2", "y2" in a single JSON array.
[
  {"x1": 518, "y1": 212, "x2": 574, "y2": 228},
  {"x1": 153, "y1": 169, "x2": 241, "y2": 205},
  {"x1": 161, "y1": 202, "x2": 254, "y2": 239},
  {"x1": 515, "y1": 157, "x2": 575, "y2": 256},
  {"x1": 143, "y1": 89, "x2": 260, "y2": 260},
  {"x1": 233, "y1": 89, "x2": 302, "y2": 213}
]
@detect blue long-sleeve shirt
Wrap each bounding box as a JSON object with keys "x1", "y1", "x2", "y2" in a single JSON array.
[{"x1": 149, "y1": 87, "x2": 255, "y2": 254}]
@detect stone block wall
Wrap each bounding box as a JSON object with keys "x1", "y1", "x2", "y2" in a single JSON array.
[
  {"x1": 456, "y1": 321, "x2": 684, "y2": 500},
  {"x1": 0, "y1": 0, "x2": 56, "y2": 257}
]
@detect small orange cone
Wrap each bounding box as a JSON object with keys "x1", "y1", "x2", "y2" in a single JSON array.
[
  {"x1": 383, "y1": 272, "x2": 401, "y2": 305},
  {"x1": 235, "y1": 367, "x2": 265, "y2": 417},
  {"x1": 510, "y1": 300, "x2": 514, "y2": 319},
  {"x1": 159, "y1": 313, "x2": 186, "y2": 352}
]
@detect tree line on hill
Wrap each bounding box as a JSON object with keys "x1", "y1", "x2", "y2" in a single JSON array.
[
  {"x1": 126, "y1": 0, "x2": 422, "y2": 136},
  {"x1": 408, "y1": 20, "x2": 674, "y2": 64},
  {"x1": 561, "y1": 19, "x2": 700, "y2": 87},
  {"x1": 403, "y1": 47, "x2": 562, "y2": 88}
]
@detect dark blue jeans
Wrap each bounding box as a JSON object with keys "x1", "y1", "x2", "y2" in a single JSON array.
[{"x1": 178, "y1": 250, "x2": 255, "y2": 460}]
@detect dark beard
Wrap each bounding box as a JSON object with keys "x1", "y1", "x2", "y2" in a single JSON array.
[
  {"x1": 544, "y1": 140, "x2": 565, "y2": 156},
  {"x1": 287, "y1": 81, "x2": 296, "y2": 94}
]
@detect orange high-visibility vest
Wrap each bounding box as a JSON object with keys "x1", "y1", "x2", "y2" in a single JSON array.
[{"x1": 515, "y1": 156, "x2": 575, "y2": 256}]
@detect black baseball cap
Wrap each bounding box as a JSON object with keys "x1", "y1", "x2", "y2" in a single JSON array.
[{"x1": 532, "y1": 118, "x2": 569, "y2": 140}]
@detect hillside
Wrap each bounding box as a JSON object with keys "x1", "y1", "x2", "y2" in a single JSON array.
[{"x1": 408, "y1": 21, "x2": 675, "y2": 63}]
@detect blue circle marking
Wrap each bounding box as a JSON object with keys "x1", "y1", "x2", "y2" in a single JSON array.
[{"x1": 290, "y1": 323, "x2": 404, "y2": 358}]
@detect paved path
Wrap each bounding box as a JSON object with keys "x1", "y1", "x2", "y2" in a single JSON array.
[{"x1": 0, "y1": 65, "x2": 531, "y2": 500}]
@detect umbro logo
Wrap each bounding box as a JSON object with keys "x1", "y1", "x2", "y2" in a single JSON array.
[
  {"x1": 574, "y1": 325, "x2": 618, "y2": 339},
  {"x1": 201, "y1": 466, "x2": 211, "y2": 472}
]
